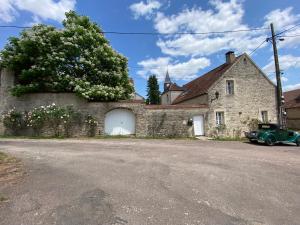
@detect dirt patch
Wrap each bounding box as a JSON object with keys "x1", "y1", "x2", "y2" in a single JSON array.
[{"x1": 0, "y1": 152, "x2": 23, "y2": 202}]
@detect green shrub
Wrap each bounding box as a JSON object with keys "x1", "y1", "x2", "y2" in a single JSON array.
[
  {"x1": 2, "y1": 108, "x2": 25, "y2": 135},
  {"x1": 85, "y1": 115, "x2": 98, "y2": 137},
  {"x1": 63, "y1": 106, "x2": 83, "y2": 137}
]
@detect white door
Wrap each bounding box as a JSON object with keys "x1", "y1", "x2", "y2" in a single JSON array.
[
  {"x1": 105, "y1": 109, "x2": 135, "y2": 135},
  {"x1": 193, "y1": 115, "x2": 204, "y2": 136}
]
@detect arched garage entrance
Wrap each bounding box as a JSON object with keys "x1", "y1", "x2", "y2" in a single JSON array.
[{"x1": 104, "y1": 109, "x2": 136, "y2": 136}]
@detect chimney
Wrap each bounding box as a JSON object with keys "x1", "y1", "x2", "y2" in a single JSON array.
[{"x1": 225, "y1": 51, "x2": 235, "y2": 64}]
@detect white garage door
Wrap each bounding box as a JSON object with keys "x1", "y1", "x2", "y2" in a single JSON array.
[
  {"x1": 193, "y1": 115, "x2": 204, "y2": 136},
  {"x1": 105, "y1": 109, "x2": 136, "y2": 136}
]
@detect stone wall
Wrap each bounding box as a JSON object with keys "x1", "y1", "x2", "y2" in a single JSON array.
[
  {"x1": 145, "y1": 105, "x2": 208, "y2": 137},
  {"x1": 0, "y1": 92, "x2": 148, "y2": 137},
  {"x1": 207, "y1": 54, "x2": 277, "y2": 136},
  {"x1": 0, "y1": 69, "x2": 208, "y2": 137},
  {"x1": 0, "y1": 91, "x2": 209, "y2": 137},
  {"x1": 286, "y1": 108, "x2": 300, "y2": 130}
]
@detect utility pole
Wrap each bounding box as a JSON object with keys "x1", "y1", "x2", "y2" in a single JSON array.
[{"x1": 270, "y1": 23, "x2": 283, "y2": 128}]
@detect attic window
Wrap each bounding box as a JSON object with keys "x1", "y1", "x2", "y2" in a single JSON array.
[
  {"x1": 226, "y1": 80, "x2": 234, "y2": 95},
  {"x1": 243, "y1": 58, "x2": 247, "y2": 65}
]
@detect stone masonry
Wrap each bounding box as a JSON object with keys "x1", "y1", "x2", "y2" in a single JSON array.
[
  {"x1": 0, "y1": 69, "x2": 206, "y2": 137},
  {"x1": 207, "y1": 54, "x2": 277, "y2": 136}
]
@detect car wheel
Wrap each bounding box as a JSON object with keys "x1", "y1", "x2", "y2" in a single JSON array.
[
  {"x1": 266, "y1": 137, "x2": 275, "y2": 146},
  {"x1": 296, "y1": 138, "x2": 300, "y2": 147}
]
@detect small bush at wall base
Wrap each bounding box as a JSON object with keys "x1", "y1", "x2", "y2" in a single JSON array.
[
  {"x1": 84, "y1": 115, "x2": 98, "y2": 137},
  {"x1": 2, "y1": 108, "x2": 25, "y2": 135}
]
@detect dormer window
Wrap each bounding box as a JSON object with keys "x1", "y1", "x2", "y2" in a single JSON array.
[{"x1": 226, "y1": 80, "x2": 234, "y2": 95}]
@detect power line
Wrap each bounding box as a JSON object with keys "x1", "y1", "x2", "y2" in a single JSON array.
[
  {"x1": 249, "y1": 39, "x2": 268, "y2": 56},
  {"x1": 101, "y1": 28, "x2": 268, "y2": 35},
  {"x1": 275, "y1": 23, "x2": 300, "y2": 37},
  {"x1": 0, "y1": 25, "x2": 32, "y2": 29},
  {"x1": 0, "y1": 25, "x2": 269, "y2": 36},
  {"x1": 278, "y1": 34, "x2": 300, "y2": 38}
]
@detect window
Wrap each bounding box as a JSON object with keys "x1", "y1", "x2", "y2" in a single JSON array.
[
  {"x1": 261, "y1": 111, "x2": 268, "y2": 123},
  {"x1": 216, "y1": 112, "x2": 225, "y2": 126},
  {"x1": 226, "y1": 80, "x2": 234, "y2": 95}
]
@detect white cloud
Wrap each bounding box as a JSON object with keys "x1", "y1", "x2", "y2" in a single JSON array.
[
  {"x1": 148, "y1": 1, "x2": 300, "y2": 57},
  {"x1": 152, "y1": 0, "x2": 271, "y2": 57},
  {"x1": 264, "y1": 7, "x2": 300, "y2": 49},
  {"x1": 284, "y1": 83, "x2": 300, "y2": 91},
  {"x1": 0, "y1": 0, "x2": 76, "y2": 23},
  {"x1": 0, "y1": 0, "x2": 17, "y2": 22},
  {"x1": 137, "y1": 57, "x2": 211, "y2": 81},
  {"x1": 264, "y1": 7, "x2": 300, "y2": 30},
  {"x1": 263, "y1": 54, "x2": 300, "y2": 74},
  {"x1": 270, "y1": 76, "x2": 288, "y2": 84},
  {"x1": 130, "y1": 0, "x2": 161, "y2": 19}
]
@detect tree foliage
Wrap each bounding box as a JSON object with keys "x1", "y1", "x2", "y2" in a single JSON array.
[
  {"x1": 146, "y1": 75, "x2": 160, "y2": 104},
  {"x1": 0, "y1": 11, "x2": 134, "y2": 101}
]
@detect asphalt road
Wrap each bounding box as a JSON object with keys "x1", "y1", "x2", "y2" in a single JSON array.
[{"x1": 0, "y1": 139, "x2": 299, "y2": 225}]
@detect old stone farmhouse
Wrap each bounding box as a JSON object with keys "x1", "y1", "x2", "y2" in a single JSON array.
[
  {"x1": 161, "y1": 51, "x2": 277, "y2": 136},
  {"x1": 0, "y1": 51, "x2": 277, "y2": 137}
]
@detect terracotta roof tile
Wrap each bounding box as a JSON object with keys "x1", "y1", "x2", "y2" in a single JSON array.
[
  {"x1": 284, "y1": 89, "x2": 300, "y2": 109},
  {"x1": 168, "y1": 83, "x2": 186, "y2": 91},
  {"x1": 145, "y1": 104, "x2": 208, "y2": 109},
  {"x1": 172, "y1": 56, "x2": 240, "y2": 104}
]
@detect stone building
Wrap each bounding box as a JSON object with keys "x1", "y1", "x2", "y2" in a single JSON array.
[
  {"x1": 0, "y1": 51, "x2": 278, "y2": 137},
  {"x1": 284, "y1": 89, "x2": 300, "y2": 130},
  {"x1": 161, "y1": 51, "x2": 278, "y2": 136}
]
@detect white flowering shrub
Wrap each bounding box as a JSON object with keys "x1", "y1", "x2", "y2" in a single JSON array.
[
  {"x1": 2, "y1": 104, "x2": 94, "y2": 137},
  {"x1": 25, "y1": 104, "x2": 82, "y2": 136},
  {"x1": 0, "y1": 11, "x2": 134, "y2": 101},
  {"x1": 2, "y1": 108, "x2": 25, "y2": 135}
]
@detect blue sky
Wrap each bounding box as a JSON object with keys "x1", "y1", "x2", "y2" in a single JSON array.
[{"x1": 0, "y1": 0, "x2": 300, "y2": 97}]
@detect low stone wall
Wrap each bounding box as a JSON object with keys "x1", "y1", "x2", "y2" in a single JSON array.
[
  {"x1": 145, "y1": 105, "x2": 208, "y2": 137},
  {"x1": 0, "y1": 91, "x2": 208, "y2": 137}
]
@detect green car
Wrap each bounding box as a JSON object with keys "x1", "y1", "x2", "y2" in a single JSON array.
[{"x1": 245, "y1": 124, "x2": 300, "y2": 146}]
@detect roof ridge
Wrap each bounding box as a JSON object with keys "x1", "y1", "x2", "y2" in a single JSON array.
[
  {"x1": 284, "y1": 88, "x2": 300, "y2": 93},
  {"x1": 172, "y1": 55, "x2": 242, "y2": 104},
  {"x1": 183, "y1": 62, "x2": 227, "y2": 88}
]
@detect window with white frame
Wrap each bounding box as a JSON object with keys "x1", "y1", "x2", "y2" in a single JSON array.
[
  {"x1": 216, "y1": 112, "x2": 225, "y2": 126},
  {"x1": 226, "y1": 80, "x2": 234, "y2": 95},
  {"x1": 261, "y1": 111, "x2": 268, "y2": 123}
]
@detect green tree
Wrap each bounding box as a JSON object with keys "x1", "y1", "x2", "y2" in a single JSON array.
[
  {"x1": 0, "y1": 11, "x2": 134, "y2": 101},
  {"x1": 146, "y1": 75, "x2": 160, "y2": 105}
]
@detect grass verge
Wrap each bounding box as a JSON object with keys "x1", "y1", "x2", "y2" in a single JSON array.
[
  {"x1": 0, "y1": 135, "x2": 198, "y2": 141},
  {"x1": 212, "y1": 137, "x2": 248, "y2": 142}
]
